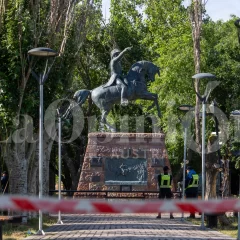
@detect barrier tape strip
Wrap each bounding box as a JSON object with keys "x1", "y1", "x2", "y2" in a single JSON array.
[{"x1": 0, "y1": 195, "x2": 239, "y2": 213}]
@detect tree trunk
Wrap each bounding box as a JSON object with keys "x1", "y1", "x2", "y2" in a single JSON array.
[
  {"x1": 27, "y1": 139, "x2": 38, "y2": 196},
  {"x1": 190, "y1": 0, "x2": 203, "y2": 153},
  {"x1": 206, "y1": 136, "x2": 231, "y2": 226},
  {"x1": 1, "y1": 128, "x2": 54, "y2": 196},
  {"x1": 42, "y1": 135, "x2": 54, "y2": 196},
  {"x1": 62, "y1": 145, "x2": 81, "y2": 193},
  {"x1": 205, "y1": 136, "x2": 219, "y2": 199},
  {"x1": 218, "y1": 214, "x2": 231, "y2": 226},
  {"x1": 2, "y1": 139, "x2": 35, "y2": 195},
  {"x1": 221, "y1": 158, "x2": 230, "y2": 197}
]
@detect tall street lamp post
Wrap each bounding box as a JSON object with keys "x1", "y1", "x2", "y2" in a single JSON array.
[
  {"x1": 28, "y1": 47, "x2": 58, "y2": 235},
  {"x1": 56, "y1": 107, "x2": 63, "y2": 225},
  {"x1": 192, "y1": 73, "x2": 216, "y2": 230},
  {"x1": 177, "y1": 104, "x2": 194, "y2": 221},
  {"x1": 55, "y1": 91, "x2": 73, "y2": 224}
]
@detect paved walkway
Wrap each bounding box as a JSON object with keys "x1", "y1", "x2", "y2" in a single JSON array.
[{"x1": 25, "y1": 213, "x2": 236, "y2": 240}]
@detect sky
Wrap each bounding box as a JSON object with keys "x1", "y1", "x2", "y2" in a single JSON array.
[{"x1": 102, "y1": 0, "x2": 240, "y2": 22}]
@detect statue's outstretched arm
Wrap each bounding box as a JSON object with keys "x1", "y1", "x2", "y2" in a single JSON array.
[{"x1": 114, "y1": 46, "x2": 132, "y2": 62}]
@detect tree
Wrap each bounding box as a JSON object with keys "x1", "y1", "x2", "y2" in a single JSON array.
[
  {"x1": 143, "y1": 0, "x2": 197, "y2": 179},
  {"x1": 189, "y1": 0, "x2": 207, "y2": 151},
  {"x1": 0, "y1": 0, "x2": 100, "y2": 198}
]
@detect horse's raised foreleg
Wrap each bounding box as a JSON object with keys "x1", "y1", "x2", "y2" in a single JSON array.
[
  {"x1": 100, "y1": 109, "x2": 117, "y2": 132},
  {"x1": 141, "y1": 92, "x2": 161, "y2": 118}
]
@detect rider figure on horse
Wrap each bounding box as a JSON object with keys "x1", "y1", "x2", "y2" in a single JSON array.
[{"x1": 104, "y1": 46, "x2": 132, "y2": 106}]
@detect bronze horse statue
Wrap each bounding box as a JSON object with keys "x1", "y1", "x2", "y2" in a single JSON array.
[{"x1": 65, "y1": 60, "x2": 161, "y2": 132}]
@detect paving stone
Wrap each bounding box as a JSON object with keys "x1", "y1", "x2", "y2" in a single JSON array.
[{"x1": 24, "y1": 213, "x2": 236, "y2": 240}]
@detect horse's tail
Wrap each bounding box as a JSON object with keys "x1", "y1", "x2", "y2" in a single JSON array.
[{"x1": 63, "y1": 89, "x2": 91, "y2": 119}]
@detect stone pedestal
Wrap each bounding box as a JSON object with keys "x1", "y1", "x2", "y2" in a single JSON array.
[{"x1": 74, "y1": 132, "x2": 171, "y2": 197}]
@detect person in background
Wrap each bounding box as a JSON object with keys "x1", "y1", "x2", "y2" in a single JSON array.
[
  {"x1": 156, "y1": 166, "x2": 174, "y2": 219},
  {"x1": 185, "y1": 166, "x2": 199, "y2": 218},
  {"x1": 1, "y1": 171, "x2": 9, "y2": 194}
]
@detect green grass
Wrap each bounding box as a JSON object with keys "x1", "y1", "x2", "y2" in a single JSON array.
[
  {"x1": 186, "y1": 215, "x2": 238, "y2": 239},
  {"x1": 3, "y1": 215, "x2": 57, "y2": 240},
  {"x1": 216, "y1": 216, "x2": 238, "y2": 239}
]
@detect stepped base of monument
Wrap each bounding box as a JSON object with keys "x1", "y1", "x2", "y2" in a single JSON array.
[{"x1": 74, "y1": 132, "x2": 171, "y2": 198}]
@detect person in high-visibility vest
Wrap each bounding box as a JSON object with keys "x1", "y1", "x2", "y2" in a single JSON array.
[
  {"x1": 156, "y1": 166, "x2": 174, "y2": 219},
  {"x1": 185, "y1": 166, "x2": 199, "y2": 218}
]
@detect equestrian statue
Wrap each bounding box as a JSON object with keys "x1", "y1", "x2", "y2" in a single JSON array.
[{"x1": 64, "y1": 47, "x2": 161, "y2": 132}]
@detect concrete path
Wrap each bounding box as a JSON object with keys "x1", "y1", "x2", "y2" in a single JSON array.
[{"x1": 25, "y1": 213, "x2": 236, "y2": 240}]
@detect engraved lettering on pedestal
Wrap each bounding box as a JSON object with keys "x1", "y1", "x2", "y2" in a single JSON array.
[
  {"x1": 131, "y1": 148, "x2": 147, "y2": 158},
  {"x1": 121, "y1": 148, "x2": 131, "y2": 158},
  {"x1": 150, "y1": 148, "x2": 160, "y2": 159},
  {"x1": 111, "y1": 147, "x2": 122, "y2": 158},
  {"x1": 97, "y1": 146, "x2": 111, "y2": 153},
  {"x1": 132, "y1": 148, "x2": 138, "y2": 158}
]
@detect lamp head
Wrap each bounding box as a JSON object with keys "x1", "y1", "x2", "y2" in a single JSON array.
[
  {"x1": 177, "y1": 104, "x2": 194, "y2": 112},
  {"x1": 192, "y1": 73, "x2": 216, "y2": 79},
  {"x1": 191, "y1": 73, "x2": 218, "y2": 103},
  {"x1": 230, "y1": 110, "x2": 240, "y2": 117},
  {"x1": 28, "y1": 47, "x2": 58, "y2": 57}
]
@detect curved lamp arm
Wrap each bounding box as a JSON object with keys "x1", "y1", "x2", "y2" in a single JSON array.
[
  {"x1": 204, "y1": 81, "x2": 221, "y2": 102},
  {"x1": 192, "y1": 73, "x2": 217, "y2": 103}
]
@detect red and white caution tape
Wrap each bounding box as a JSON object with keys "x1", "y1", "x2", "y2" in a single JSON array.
[{"x1": 0, "y1": 195, "x2": 239, "y2": 214}]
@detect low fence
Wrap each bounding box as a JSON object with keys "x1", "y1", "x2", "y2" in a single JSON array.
[{"x1": 49, "y1": 190, "x2": 182, "y2": 199}]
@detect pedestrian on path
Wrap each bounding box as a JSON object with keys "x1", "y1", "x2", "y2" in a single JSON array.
[
  {"x1": 156, "y1": 165, "x2": 174, "y2": 219},
  {"x1": 185, "y1": 166, "x2": 199, "y2": 218}
]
